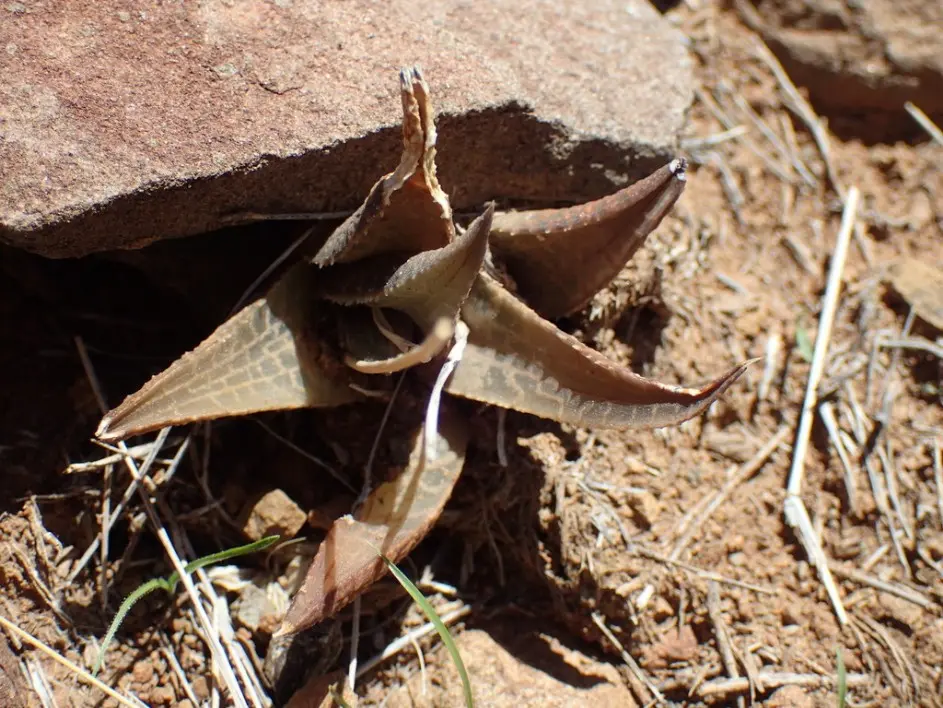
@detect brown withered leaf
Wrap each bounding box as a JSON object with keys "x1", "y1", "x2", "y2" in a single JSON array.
[
  {"x1": 96, "y1": 66, "x2": 753, "y2": 635},
  {"x1": 278, "y1": 404, "x2": 467, "y2": 635}
]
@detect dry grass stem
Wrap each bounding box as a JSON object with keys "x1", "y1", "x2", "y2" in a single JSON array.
[
  {"x1": 0, "y1": 614, "x2": 143, "y2": 708},
  {"x1": 904, "y1": 102, "x2": 943, "y2": 146},
  {"x1": 788, "y1": 186, "x2": 859, "y2": 496},
  {"x1": 355, "y1": 604, "x2": 471, "y2": 678},
  {"x1": 819, "y1": 401, "x2": 857, "y2": 514},
  {"x1": 707, "y1": 582, "x2": 744, "y2": 708},
  {"x1": 695, "y1": 670, "x2": 868, "y2": 698},
  {"x1": 753, "y1": 40, "x2": 845, "y2": 199},
  {"x1": 783, "y1": 496, "x2": 848, "y2": 624},
  {"x1": 729, "y1": 90, "x2": 816, "y2": 187},
  {"x1": 75, "y1": 337, "x2": 249, "y2": 706},
  {"x1": 934, "y1": 441, "x2": 943, "y2": 531},
  {"x1": 680, "y1": 125, "x2": 748, "y2": 151},
  {"x1": 828, "y1": 564, "x2": 931, "y2": 610},
  {"x1": 590, "y1": 611, "x2": 665, "y2": 705},
  {"x1": 671, "y1": 425, "x2": 790, "y2": 560}
]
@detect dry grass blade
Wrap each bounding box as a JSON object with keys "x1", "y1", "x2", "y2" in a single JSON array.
[
  {"x1": 904, "y1": 102, "x2": 943, "y2": 146},
  {"x1": 0, "y1": 615, "x2": 143, "y2": 708},
  {"x1": 788, "y1": 187, "x2": 859, "y2": 497},
  {"x1": 753, "y1": 39, "x2": 845, "y2": 200},
  {"x1": 591, "y1": 612, "x2": 665, "y2": 705},
  {"x1": 785, "y1": 187, "x2": 858, "y2": 626}
]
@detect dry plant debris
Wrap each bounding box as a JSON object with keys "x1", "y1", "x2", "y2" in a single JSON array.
[{"x1": 95, "y1": 67, "x2": 751, "y2": 639}]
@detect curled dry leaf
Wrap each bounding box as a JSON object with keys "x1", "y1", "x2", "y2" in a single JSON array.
[{"x1": 96, "y1": 66, "x2": 753, "y2": 635}]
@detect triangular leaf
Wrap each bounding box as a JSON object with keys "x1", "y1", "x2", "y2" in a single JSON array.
[
  {"x1": 446, "y1": 273, "x2": 754, "y2": 429},
  {"x1": 97, "y1": 265, "x2": 362, "y2": 441},
  {"x1": 490, "y1": 159, "x2": 687, "y2": 318}
]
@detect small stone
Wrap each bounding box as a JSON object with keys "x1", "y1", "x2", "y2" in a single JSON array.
[
  {"x1": 190, "y1": 676, "x2": 209, "y2": 701},
  {"x1": 232, "y1": 583, "x2": 280, "y2": 634},
  {"x1": 240, "y1": 488, "x2": 306, "y2": 542},
  {"x1": 767, "y1": 684, "x2": 814, "y2": 708},
  {"x1": 151, "y1": 684, "x2": 176, "y2": 705},
  {"x1": 131, "y1": 659, "x2": 154, "y2": 684}
]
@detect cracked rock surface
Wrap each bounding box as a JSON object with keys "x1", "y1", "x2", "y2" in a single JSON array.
[{"x1": 0, "y1": 0, "x2": 693, "y2": 257}]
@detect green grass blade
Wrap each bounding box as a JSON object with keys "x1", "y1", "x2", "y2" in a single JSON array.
[
  {"x1": 93, "y1": 578, "x2": 169, "y2": 676},
  {"x1": 95, "y1": 534, "x2": 280, "y2": 676},
  {"x1": 378, "y1": 552, "x2": 473, "y2": 708},
  {"x1": 836, "y1": 647, "x2": 847, "y2": 708},
  {"x1": 167, "y1": 534, "x2": 281, "y2": 592}
]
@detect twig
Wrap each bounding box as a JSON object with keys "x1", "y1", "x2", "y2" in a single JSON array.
[
  {"x1": 694, "y1": 670, "x2": 868, "y2": 698},
  {"x1": 788, "y1": 187, "x2": 859, "y2": 496},
  {"x1": 0, "y1": 615, "x2": 143, "y2": 708},
  {"x1": 905, "y1": 102, "x2": 943, "y2": 146},
  {"x1": 356, "y1": 604, "x2": 471, "y2": 678},
  {"x1": 671, "y1": 426, "x2": 790, "y2": 560},
  {"x1": 591, "y1": 612, "x2": 665, "y2": 705}
]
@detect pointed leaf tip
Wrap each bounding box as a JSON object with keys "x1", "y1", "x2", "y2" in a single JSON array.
[{"x1": 490, "y1": 160, "x2": 687, "y2": 318}]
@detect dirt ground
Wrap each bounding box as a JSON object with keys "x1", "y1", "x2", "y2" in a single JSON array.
[{"x1": 1, "y1": 1, "x2": 941, "y2": 706}]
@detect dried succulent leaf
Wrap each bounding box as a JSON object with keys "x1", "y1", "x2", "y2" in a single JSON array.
[
  {"x1": 97, "y1": 266, "x2": 361, "y2": 441},
  {"x1": 277, "y1": 406, "x2": 468, "y2": 635},
  {"x1": 446, "y1": 273, "x2": 753, "y2": 429},
  {"x1": 887, "y1": 256, "x2": 943, "y2": 330},
  {"x1": 313, "y1": 67, "x2": 453, "y2": 266},
  {"x1": 490, "y1": 159, "x2": 687, "y2": 318}
]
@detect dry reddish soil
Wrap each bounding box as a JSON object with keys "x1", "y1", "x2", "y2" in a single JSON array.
[{"x1": 1, "y1": 2, "x2": 941, "y2": 707}]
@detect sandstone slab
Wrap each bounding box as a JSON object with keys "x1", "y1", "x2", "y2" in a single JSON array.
[{"x1": 1, "y1": 0, "x2": 692, "y2": 258}]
